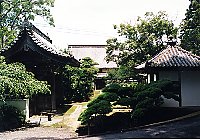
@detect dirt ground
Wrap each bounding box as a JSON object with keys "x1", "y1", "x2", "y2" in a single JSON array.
[
  {"x1": 0, "y1": 103, "x2": 85, "y2": 140},
  {"x1": 0, "y1": 127, "x2": 78, "y2": 140}
]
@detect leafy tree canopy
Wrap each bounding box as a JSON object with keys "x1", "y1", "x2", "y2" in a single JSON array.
[
  {"x1": 0, "y1": 0, "x2": 55, "y2": 48},
  {"x1": 180, "y1": 0, "x2": 200, "y2": 55},
  {"x1": 106, "y1": 11, "x2": 178, "y2": 69},
  {"x1": 0, "y1": 56, "x2": 51, "y2": 102},
  {"x1": 62, "y1": 57, "x2": 98, "y2": 102}
]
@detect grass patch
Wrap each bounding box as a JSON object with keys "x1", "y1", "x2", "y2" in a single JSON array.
[
  {"x1": 65, "y1": 106, "x2": 77, "y2": 115},
  {"x1": 56, "y1": 105, "x2": 72, "y2": 116},
  {"x1": 52, "y1": 106, "x2": 77, "y2": 128},
  {"x1": 52, "y1": 121, "x2": 66, "y2": 128}
]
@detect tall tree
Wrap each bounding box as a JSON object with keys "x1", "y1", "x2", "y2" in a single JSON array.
[
  {"x1": 0, "y1": 0, "x2": 55, "y2": 49},
  {"x1": 180, "y1": 0, "x2": 200, "y2": 55},
  {"x1": 105, "y1": 11, "x2": 178, "y2": 80},
  {"x1": 63, "y1": 57, "x2": 98, "y2": 102}
]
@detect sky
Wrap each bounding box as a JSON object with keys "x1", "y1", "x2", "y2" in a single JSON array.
[{"x1": 34, "y1": 0, "x2": 190, "y2": 49}]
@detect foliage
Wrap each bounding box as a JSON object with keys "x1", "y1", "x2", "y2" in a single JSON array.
[
  {"x1": 79, "y1": 100, "x2": 112, "y2": 124},
  {"x1": 0, "y1": 0, "x2": 55, "y2": 48},
  {"x1": 78, "y1": 80, "x2": 180, "y2": 125},
  {"x1": 79, "y1": 91, "x2": 118, "y2": 124},
  {"x1": 128, "y1": 80, "x2": 179, "y2": 123},
  {"x1": 102, "y1": 83, "x2": 121, "y2": 93},
  {"x1": 62, "y1": 57, "x2": 98, "y2": 102},
  {"x1": 0, "y1": 105, "x2": 25, "y2": 131},
  {"x1": 96, "y1": 92, "x2": 118, "y2": 102},
  {"x1": 117, "y1": 86, "x2": 134, "y2": 98},
  {"x1": 0, "y1": 56, "x2": 51, "y2": 102},
  {"x1": 114, "y1": 97, "x2": 136, "y2": 107},
  {"x1": 180, "y1": 0, "x2": 200, "y2": 55},
  {"x1": 106, "y1": 65, "x2": 137, "y2": 83},
  {"x1": 105, "y1": 11, "x2": 178, "y2": 80}
]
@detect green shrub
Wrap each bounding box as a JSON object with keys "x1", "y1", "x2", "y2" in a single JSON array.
[
  {"x1": 134, "y1": 83, "x2": 147, "y2": 92},
  {"x1": 0, "y1": 105, "x2": 25, "y2": 131},
  {"x1": 117, "y1": 86, "x2": 134, "y2": 98},
  {"x1": 79, "y1": 80, "x2": 180, "y2": 125},
  {"x1": 79, "y1": 100, "x2": 112, "y2": 124},
  {"x1": 93, "y1": 100, "x2": 112, "y2": 115},
  {"x1": 97, "y1": 92, "x2": 118, "y2": 102},
  {"x1": 114, "y1": 97, "x2": 136, "y2": 107},
  {"x1": 87, "y1": 98, "x2": 101, "y2": 107},
  {"x1": 102, "y1": 83, "x2": 121, "y2": 93},
  {"x1": 131, "y1": 108, "x2": 147, "y2": 123},
  {"x1": 87, "y1": 92, "x2": 118, "y2": 107},
  {"x1": 0, "y1": 57, "x2": 51, "y2": 101},
  {"x1": 135, "y1": 98, "x2": 155, "y2": 110}
]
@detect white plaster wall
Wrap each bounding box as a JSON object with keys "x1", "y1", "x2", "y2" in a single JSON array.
[
  {"x1": 159, "y1": 71, "x2": 179, "y2": 81},
  {"x1": 147, "y1": 74, "x2": 150, "y2": 83},
  {"x1": 181, "y1": 71, "x2": 200, "y2": 106},
  {"x1": 0, "y1": 99, "x2": 29, "y2": 120},
  {"x1": 159, "y1": 71, "x2": 179, "y2": 107}
]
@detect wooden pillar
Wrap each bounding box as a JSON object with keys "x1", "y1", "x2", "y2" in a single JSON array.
[{"x1": 51, "y1": 72, "x2": 56, "y2": 110}]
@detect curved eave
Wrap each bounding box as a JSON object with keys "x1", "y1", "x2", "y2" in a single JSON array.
[{"x1": 0, "y1": 29, "x2": 80, "y2": 67}]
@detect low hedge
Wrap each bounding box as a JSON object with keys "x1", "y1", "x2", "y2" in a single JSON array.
[{"x1": 0, "y1": 105, "x2": 25, "y2": 131}]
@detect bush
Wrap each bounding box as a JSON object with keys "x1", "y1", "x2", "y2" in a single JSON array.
[
  {"x1": 114, "y1": 97, "x2": 137, "y2": 107},
  {"x1": 0, "y1": 105, "x2": 25, "y2": 131},
  {"x1": 79, "y1": 100, "x2": 112, "y2": 124},
  {"x1": 87, "y1": 98, "x2": 101, "y2": 107},
  {"x1": 131, "y1": 108, "x2": 147, "y2": 123},
  {"x1": 102, "y1": 83, "x2": 121, "y2": 93},
  {"x1": 0, "y1": 57, "x2": 51, "y2": 101},
  {"x1": 135, "y1": 98, "x2": 155, "y2": 110},
  {"x1": 117, "y1": 86, "x2": 134, "y2": 98},
  {"x1": 79, "y1": 80, "x2": 180, "y2": 125},
  {"x1": 97, "y1": 92, "x2": 118, "y2": 102}
]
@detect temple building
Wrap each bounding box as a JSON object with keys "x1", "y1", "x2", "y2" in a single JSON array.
[
  {"x1": 135, "y1": 39, "x2": 200, "y2": 107},
  {"x1": 0, "y1": 23, "x2": 79, "y2": 114},
  {"x1": 68, "y1": 45, "x2": 117, "y2": 89}
]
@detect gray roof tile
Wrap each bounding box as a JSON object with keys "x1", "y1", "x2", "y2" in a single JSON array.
[
  {"x1": 68, "y1": 45, "x2": 117, "y2": 68},
  {"x1": 135, "y1": 45, "x2": 200, "y2": 69},
  {"x1": 148, "y1": 46, "x2": 200, "y2": 67}
]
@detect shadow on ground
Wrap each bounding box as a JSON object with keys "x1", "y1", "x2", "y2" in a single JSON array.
[{"x1": 53, "y1": 104, "x2": 72, "y2": 116}]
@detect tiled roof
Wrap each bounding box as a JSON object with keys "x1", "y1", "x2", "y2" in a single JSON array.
[
  {"x1": 1, "y1": 28, "x2": 68, "y2": 57},
  {"x1": 135, "y1": 45, "x2": 200, "y2": 69},
  {"x1": 68, "y1": 45, "x2": 118, "y2": 69},
  {"x1": 28, "y1": 29, "x2": 68, "y2": 57},
  {"x1": 1, "y1": 25, "x2": 79, "y2": 66},
  {"x1": 68, "y1": 45, "x2": 106, "y2": 48}
]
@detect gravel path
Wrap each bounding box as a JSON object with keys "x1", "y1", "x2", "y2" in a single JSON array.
[
  {"x1": 1, "y1": 109, "x2": 200, "y2": 139},
  {"x1": 0, "y1": 127, "x2": 78, "y2": 140},
  {"x1": 0, "y1": 103, "x2": 84, "y2": 140},
  {"x1": 66, "y1": 105, "x2": 82, "y2": 131}
]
